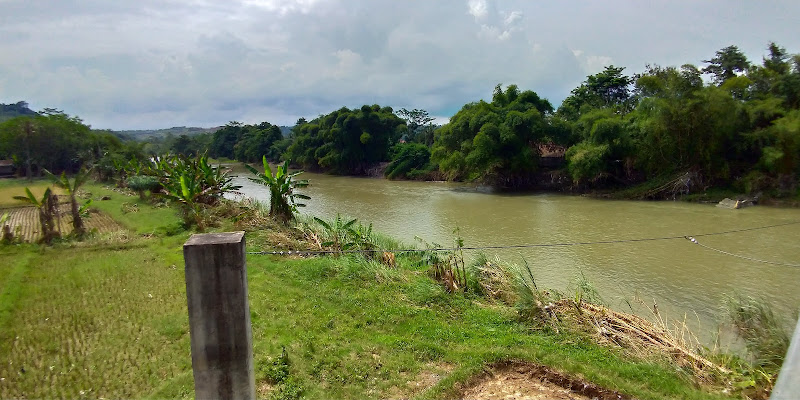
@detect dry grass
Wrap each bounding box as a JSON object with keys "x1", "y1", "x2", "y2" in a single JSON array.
[
  {"x1": 470, "y1": 254, "x2": 518, "y2": 305},
  {"x1": 548, "y1": 300, "x2": 729, "y2": 378}
]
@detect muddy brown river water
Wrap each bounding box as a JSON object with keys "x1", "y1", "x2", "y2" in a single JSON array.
[{"x1": 231, "y1": 168, "x2": 800, "y2": 345}]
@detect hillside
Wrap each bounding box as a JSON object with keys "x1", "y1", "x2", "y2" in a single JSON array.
[
  {"x1": 0, "y1": 101, "x2": 38, "y2": 122},
  {"x1": 114, "y1": 126, "x2": 221, "y2": 140}
]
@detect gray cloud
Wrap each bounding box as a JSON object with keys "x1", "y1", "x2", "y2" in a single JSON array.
[{"x1": 1, "y1": 0, "x2": 799, "y2": 129}]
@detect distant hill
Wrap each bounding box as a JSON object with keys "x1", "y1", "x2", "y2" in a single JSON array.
[
  {"x1": 0, "y1": 101, "x2": 38, "y2": 122},
  {"x1": 114, "y1": 126, "x2": 221, "y2": 140},
  {"x1": 117, "y1": 125, "x2": 293, "y2": 140}
]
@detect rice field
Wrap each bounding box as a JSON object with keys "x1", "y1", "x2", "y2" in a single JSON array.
[{"x1": 1, "y1": 204, "x2": 124, "y2": 242}]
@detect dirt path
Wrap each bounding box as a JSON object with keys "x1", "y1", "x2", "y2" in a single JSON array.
[{"x1": 461, "y1": 362, "x2": 631, "y2": 400}]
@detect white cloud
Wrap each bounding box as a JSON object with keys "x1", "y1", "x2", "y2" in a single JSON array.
[
  {"x1": 584, "y1": 55, "x2": 615, "y2": 74},
  {"x1": 0, "y1": 0, "x2": 799, "y2": 129},
  {"x1": 467, "y1": 0, "x2": 488, "y2": 19},
  {"x1": 242, "y1": 0, "x2": 322, "y2": 15},
  {"x1": 503, "y1": 10, "x2": 522, "y2": 26}
]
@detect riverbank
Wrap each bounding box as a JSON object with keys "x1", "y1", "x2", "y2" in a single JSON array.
[
  {"x1": 0, "y1": 180, "x2": 753, "y2": 399},
  {"x1": 288, "y1": 161, "x2": 800, "y2": 208}
]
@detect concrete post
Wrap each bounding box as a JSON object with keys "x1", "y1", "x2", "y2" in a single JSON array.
[
  {"x1": 183, "y1": 231, "x2": 256, "y2": 400},
  {"x1": 772, "y1": 313, "x2": 800, "y2": 399}
]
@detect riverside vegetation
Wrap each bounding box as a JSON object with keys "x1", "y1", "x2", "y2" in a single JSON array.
[
  {"x1": 3, "y1": 43, "x2": 800, "y2": 204},
  {"x1": 0, "y1": 155, "x2": 792, "y2": 399}
]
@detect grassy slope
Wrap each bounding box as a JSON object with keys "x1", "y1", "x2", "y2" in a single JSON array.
[
  {"x1": 0, "y1": 181, "x2": 731, "y2": 399},
  {"x1": 0, "y1": 179, "x2": 64, "y2": 208}
]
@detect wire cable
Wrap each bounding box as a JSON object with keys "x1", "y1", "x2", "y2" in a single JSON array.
[
  {"x1": 685, "y1": 236, "x2": 800, "y2": 268},
  {"x1": 247, "y1": 220, "x2": 800, "y2": 257}
]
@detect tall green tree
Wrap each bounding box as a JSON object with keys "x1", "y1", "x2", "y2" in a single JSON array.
[
  {"x1": 284, "y1": 105, "x2": 405, "y2": 174},
  {"x1": 0, "y1": 111, "x2": 94, "y2": 178},
  {"x1": 397, "y1": 108, "x2": 436, "y2": 145},
  {"x1": 703, "y1": 45, "x2": 750, "y2": 85},
  {"x1": 559, "y1": 66, "x2": 633, "y2": 119},
  {"x1": 431, "y1": 84, "x2": 552, "y2": 187}
]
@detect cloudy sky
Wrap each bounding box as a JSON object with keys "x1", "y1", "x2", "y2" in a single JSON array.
[{"x1": 1, "y1": 0, "x2": 798, "y2": 130}]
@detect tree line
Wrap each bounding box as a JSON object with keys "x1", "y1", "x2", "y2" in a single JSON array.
[{"x1": 1, "y1": 42, "x2": 798, "y2": 198}]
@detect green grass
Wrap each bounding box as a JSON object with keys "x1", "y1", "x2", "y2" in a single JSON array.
[
  {"x1": 83, "y1": 183, "x2": 184, "y2": 235},
  {"x1": 0, "y1": 185, "x2": 735, "y2": 399}
]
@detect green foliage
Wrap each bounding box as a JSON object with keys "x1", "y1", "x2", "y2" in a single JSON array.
[
  {"x1": 0, "y1": 111, "x2": 96, "y2": 178},
  {"x1": 702, "y1": 45, "x2": 750, "y2": 85},
  {"x1": 148, "y1": 154, "x2": 240, "y2": 228},
  {"x1": 269, "y1": 376, "x2": 304, "y2": 400},
  {"x1": 209, "y1": 121, "x2": 285, "y2": 162},
  {"x1": 0, "y1": 212, "x2": 13, "y2": 244},
  {"x1": 126, "y1": 175, "x2": 161, "y2": 200},
  {"x1": 284, "y1": 105, "x2": 405, "y2": 174},
  {"x1": 246, "y1": 157, "x2": 309, "y2": 222},
  {"x1": 397, "y1": 108, "x2": 436, "y2": 145},
  {"x1": 565, "y1": 142, "x2": 609, "y2": 183},
  {"x1": 560, "y1": 66, "x2": 633, "y2": 117},
  {"x1": 43, "y1": 167, "x2": 92, "y2": 238},
  {"x1": 432, "y1": 84, "x2": 552, "y2": 187},
  {"x1": 0, "y1": 101, "x2": 37, "y2": 123},
  {"x1": 725, "y1": 295, "x2": 789, "y2": 370},
  {"x1": 507, "y1": 259, "x2": 553, "y2": 323},
  {"x1": 312, "y1": 214, "x2": 376, "y2": 253},
  {"x1": 259, "y1": 347, "x2": 291, "y2": 384},
  {"x1": 385, "y1": 143, "x2": 431, "y2": 179}
]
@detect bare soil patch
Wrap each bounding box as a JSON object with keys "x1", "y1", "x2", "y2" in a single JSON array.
[{"x1": 461, "y1": 361, "x2": 632, "y2": 400}]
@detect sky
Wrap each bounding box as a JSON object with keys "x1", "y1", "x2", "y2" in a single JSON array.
[{"x1": 1, "y1": 0, "x2": 799, "y2": 130}]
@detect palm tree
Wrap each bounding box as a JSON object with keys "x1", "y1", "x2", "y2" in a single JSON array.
[{"x1": 245, "y1": 157, "x2": 309, "y2": 222}]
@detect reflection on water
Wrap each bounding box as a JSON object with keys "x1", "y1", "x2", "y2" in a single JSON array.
[{"x1": 230, "y1": 166, "x2": 800, "y2": 344}]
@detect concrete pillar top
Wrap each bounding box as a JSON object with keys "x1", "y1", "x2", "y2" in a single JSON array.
[{"x1": 184, "y1": 231, "x2": 245, "y2": 247}]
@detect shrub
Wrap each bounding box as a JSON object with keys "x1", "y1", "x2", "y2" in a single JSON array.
[
  {"x1": 126, "y1": 175, "x2": 160, "y2": 200},
  {"x1": 725, "y1": 295, "x2": 789, "y2": 369}
]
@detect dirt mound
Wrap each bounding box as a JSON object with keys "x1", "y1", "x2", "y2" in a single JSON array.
[{"x1": 461, "y1": 361, "x2": 631, "y2": 400}]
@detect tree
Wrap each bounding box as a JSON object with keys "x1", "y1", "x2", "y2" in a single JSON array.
[
  {"x1": 397, "y1": 108, "x2": 436, "y2": 145},
  {"x1": 0, "y1": 112, "x2": 94, "y2": 178},
  {"x1": 283, "y1": 105, "x2": 405, "y2": 174},
  {"x1": 210, "y1": 121, "x2": 243, "y2": 159},
  {"x1": 245, "y1": 157, "x2": 310, "y2": 222},
  {"x1": 431, "y1": 84, "x2": 552, "y2": 187},
  {"x1": 385, "y1": 143, "x2": 431, "y2": 179},
  {"x1": 558, "y1": 66, "x2": 633, "y2": 119},
  {"x1": 703, "y1": 45, "x2": 750, "y2": 85}
]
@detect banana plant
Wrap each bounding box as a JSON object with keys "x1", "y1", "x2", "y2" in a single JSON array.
[
  {"x1": 0, "y1": 212, "x2": 12, "y2": 243},
  {"x1": 314, "y1": 214, "x2": 358, "y2": 250},
  {"x1": 246, "y1": 156, "x2": 309, "y2": 222},
  {"x1": 44, "y1": 167, "x2": 92, "y2": 238},
  {"x1": 14, "y1": 187, "x2": 60, "y2": 243},
  {"x1": 160, "y1": 172, "x2": 209, "y2": 228}
]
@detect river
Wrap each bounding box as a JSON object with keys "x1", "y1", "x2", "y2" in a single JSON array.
[{"x1": 230, "y1": 168, "x2": 800, "y2": 345}]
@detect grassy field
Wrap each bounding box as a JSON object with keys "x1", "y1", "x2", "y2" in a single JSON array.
[
  {"x1": 0, "y1": 180, "x2": 736, "y2": 399},
  {"x1": 0, "y1": 179, "x2": 63, "y2": 208}
]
